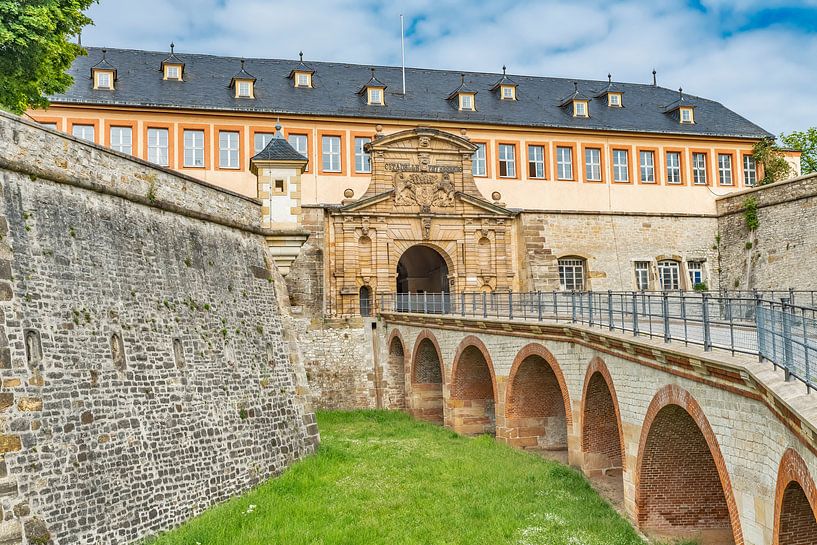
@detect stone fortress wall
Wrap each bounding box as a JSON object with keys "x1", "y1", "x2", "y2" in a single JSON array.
[{"x1": 0, "y1": 112, "x2": 318, "y2": 545}]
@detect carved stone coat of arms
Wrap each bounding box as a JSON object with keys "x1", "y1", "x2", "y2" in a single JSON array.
[{"x1": 394, "y1": 172, "x2": 455, "y2": 208}]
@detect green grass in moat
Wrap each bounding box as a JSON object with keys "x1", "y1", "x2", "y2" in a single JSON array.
[{"x1": 145, "y1": 410, "x2": 647, "y2": 545}]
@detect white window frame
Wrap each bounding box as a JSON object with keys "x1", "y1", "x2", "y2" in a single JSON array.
[
  {"x1": 95, "y1": 71, "x2": 112, "y2": 90},
  {"x1": 680, "y1": 107, "x2": 694, "y2": 123},
  {"x1": 237, "y1": 81, "x2": 252, "y2": 98},
  {"x1": 296, "y1": 73, "x2": 311, "y2": 87},
  {"x1": 634, "y1": 261, "x2": 650, "y2": 291},
  {"x1": 501, "y1": 86, "x2": 514, "y2": 100},
  {"x1": 147, "y1": 127, "x2": 169, "y2": 166},
  {"x1": 608, "y1": 93, "x2": 621, "y2": 107},
  {"x1": 528, "y1": 145, "x2": 545, "y2": 179},
  {"x1": 743, "y1": 155, "x2": 757, "y2": 187},
  {"x1": 354, "y1": 136, "x2": 371, "y2": 173},
  {"x1": 165, "y1": 65, "x2": 180, "y2": 80},
  {"x1": 639, "y1": 150, "x2": 656, "y2": 183},
  {"x1": 288, "y1": 134, "x2": 308, "y2": 171},
  {"x1": 556, "y1": 146, "x2": 573, "y2": 180},
  {"x1": 254, "y1": 132, "x2": 274, "y2": 154},
  {"x1": 498, "y1": 144, "x2": 516, "y2": 178},
  {"x1": 657, "y1": 260, "x2": 681, "y2": 291},
  {"x1": 109, "y1": 126, "x2": 132, "y2": 155},
  {"x1": 574, "y1": 101, "x2": 588, "y2": 117},
  {"x1": 72, "y1": 124, "x2": 95, "y2": 142},
  {"x1": 585, "y1": 148, "x2": 601, "y2": 181},
  {"x1": 460, "y1": 93, "x2": 474, "y2": 111},
  {"x1": 219, "y1": 131, "x2": 240, "y2": 169},
  {"x1": 368, "y1": 88, "x2": 383, "y2": 105},
  {"x1": 322, "y1": 135, "x2": 342, "y2": 173},
  {"x1": 693, "y1": 152, "x2": 707, "y2": 185},
  {"x1": 666, "y1": 151, "x2": 681, "y2": 184},
  {"x1": 718, "y1": 153, "x2": 733, "y2": 186},
  {"x1": 472, "y1": 143, "x2": 486, "y2": 177},
  {"x1": 183, "y1": 129, "x2": 205, "y2": 168},
  {"x1": 558, "y1": 258, "x2": 585, "y2": 291},
  {"x1": 613, "y1": 149, "x2": 629, "y2": 182},
  {"x1": 687, "y1": 261, "x2": 704, "y2": 288}
]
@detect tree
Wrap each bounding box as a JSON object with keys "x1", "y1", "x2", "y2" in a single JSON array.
[
  {"x1": 0, "y1": 0, "x2": 95, "y2": 114},
  {"x1": 752, "y1": 138, "x2": 791, "y2": 185},
  {"x1": 781, "y1": 128, "x2": 817, "y2": 176}
]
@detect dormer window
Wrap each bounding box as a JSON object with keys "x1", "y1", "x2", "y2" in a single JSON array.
[
  {"x1": 608, "y1": 92, "x2": 622, "y2": 107},
  {"x1": 680, "y1": 107, "x2": 694, "y2": 124},
  {"x1": 359, "y1": 68, "x2": 386, "y2": 106},
  {"x1": 573, "y1": 100, "x2": 589, "y2": 117},
  {"x1": 229, "y1": 59, "x2": 256, "y2": 99},
  {"x1": 290, "y1": 52, "x2": 315, "y2": 88},
  {"x1": 160, "y1": 43, "x2": 185, "y2": 81},
  {"x1": 491, "y1": 66, "x2": 518, "y2": 101},
  {"x1": 595, "y1": 75, "x2": 624, "y2": 109},
  {"x1": 460, "y1": 93, "x2": 475, "y2": 111},
  {"x1": 664, "y1": 88, "x2": 697, "y2": 125},
  {"x1": 368, "y1": 87, "x2": 384, "y2": 105},
  {"x1": 94, "y1": 70, "x2": 114, "y2": 90},
  {"x1": 501, "y1": 85, "x2": 516, "y2": 100}
]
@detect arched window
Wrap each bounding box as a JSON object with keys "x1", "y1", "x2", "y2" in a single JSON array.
[
  {"x1": 558, "y1": 257, "x2": 586, "y2": 291},
  {"x1": 359, "y1": 286, "x2": 372, "y2": 317},
  {"x1": 657, "y1": 260, "x2": 681, "y2": 291}
]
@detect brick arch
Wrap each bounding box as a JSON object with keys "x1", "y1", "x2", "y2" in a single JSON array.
[
  {"x1": 448, "y1": 336, "x2": 498, "y2": 435},
  {"x1": 635, "y1": 384, "x2": 744, "y2": 545},
  {"x1": 580, "y1": 356, "x2": 626, "y2": 477},
  {"x1": 499, "y1": 343, "x2": 572, "y2": 451},
  {"x1": 408, "y1": 330, "x2": 445, "y2": 424},
  {"x1": 773, "y1": 448, "x2": 817, "y2": 545},
  {"x1": 385, "y1": 329, "x2": 407, "y2": 410}
]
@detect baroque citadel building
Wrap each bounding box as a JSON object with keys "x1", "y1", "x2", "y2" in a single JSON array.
[{"x1": 30, "y1": 46, "x2": 802, "y2": 317}]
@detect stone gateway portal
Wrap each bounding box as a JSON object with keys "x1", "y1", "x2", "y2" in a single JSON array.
[{"x1": 396, "y1": 245, "x2": 450, "y2": 295}]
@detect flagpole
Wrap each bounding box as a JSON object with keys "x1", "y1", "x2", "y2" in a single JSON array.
[{"x1": 400, "y1": 14, "x2": 406, "y2": 95}]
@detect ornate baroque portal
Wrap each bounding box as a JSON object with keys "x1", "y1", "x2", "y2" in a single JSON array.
[{"x1": 324, "y1": 127, "x2": 520, "y2": 315}]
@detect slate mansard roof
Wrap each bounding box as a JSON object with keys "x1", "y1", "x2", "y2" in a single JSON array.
[{"x1": 53, "y1": 46, "x2": 772, "y2": 140}]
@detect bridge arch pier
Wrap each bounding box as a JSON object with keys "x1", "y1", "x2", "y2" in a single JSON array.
[
  {"x1": 408, "y1": 330, "x2": 445, "y2": 424},
  {"x1": 447, "y1": 336, "x2": 498, "y2": 435}
]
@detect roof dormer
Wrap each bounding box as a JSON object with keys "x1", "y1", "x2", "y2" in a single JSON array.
[
  {"x1": 289, "y1": 52, "x2": 314, "y2": 88},
  {"x1": 490, "y1": 65, "x2": 518, "y2": 100},
  {"x1": 594, "y1": 74, "x2": 623, "y2": 107},
  {"x1": 91, "y1": 49, "x2": 117, "y2": 90},
  {"x1": 448, "y1": 74, "x2": 477, "y2": 111},
  {"x1": 229, "y1": 59, "x2": 256, "y2": 99},
  {"x1": 161, "y1": 42, "x2": 185, "y2": 81},
  {"x1": 358, "y1": 68, "x2": 386, "y2": 106},
  {"x1": 663, "y1": 88, "x2": 696, "y2": 124},
  {"x1": 560, "y1": 82, "x2": 591, "y2": 118}
]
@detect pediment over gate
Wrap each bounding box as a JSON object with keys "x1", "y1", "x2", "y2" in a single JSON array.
[{"x1": 337, "y1": 127, "x2": 514, "y2": 217}]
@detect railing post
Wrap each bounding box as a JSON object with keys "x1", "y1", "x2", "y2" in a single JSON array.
[
  {"x1": 509, "y1": 290, "x2": 514, "y2": 320},
  {"x1": 571, "y1": 291, "x2": 577, "y2": 323},
  {"x1": 632, "y1": 291, "x2": 639, "y2": 336},
  {"x1": 789, "y1": 287, "x2": 795, "y2": 307},
  {"x1": 755, "y1": 295, "x2": 765, "y2": 362},
  {"x1": 460, "y1": 292, "x2": 466, "y2": 317},
  {"x1": 588, "y1": 291, "x2": 594, "y2": 326},
  {"x1": 802, "y1": 308, "x2": 811, "y2": 394},
  {"x1": 537, "y1": 290, "x2": 543, "y2": 321},
  {"x1": 662, "y1": 291, "x2": 670, "y2": 343},
  {"x1": 782, "y1": 300, "x2": 793, "y2": 382},
  {"x1": 607, "y1": 290, "x2": 614, "y2": 331},
  {"x1": 482, "y1": 291, "x2": 487, "y2": 319},
  {"x1": 702, "y1": 293, "x2": 712, "y2": 351},
  {"x1": 423, "y1": 291, "x2": 428, "y2": 314}
]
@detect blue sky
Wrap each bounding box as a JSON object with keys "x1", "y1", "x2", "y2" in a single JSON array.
[{"x1": 80, "y1": 0, "x2": 817, "y2": 135}]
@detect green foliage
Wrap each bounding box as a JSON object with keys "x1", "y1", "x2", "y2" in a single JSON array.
[
  {"x1": 693, "y1": 282, "x2": 708, "y2": 292},
  {"x1": 146, "y1": 410, "x2": 645, "y2": 545},
  {"x1": 743, "y1": 196, "x2": 759, "y2": 231},
  {"x1": 752, "y1": 139, "x2": 791, "y2": 185},
  {"x1": 0, "y1": 0, "x2": 96, "y2": 114},
  {"x1": 781, "y1": 127, "x2": 817, "y2": 175}
]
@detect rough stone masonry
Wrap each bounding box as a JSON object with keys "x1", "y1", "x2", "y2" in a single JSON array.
[{"x1": 0, "y1": 112, "x2": 319, "y2": 545}]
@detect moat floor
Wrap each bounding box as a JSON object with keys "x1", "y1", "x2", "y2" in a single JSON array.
[{"x1": 146, "y1": 410, "x2": 645, "y2": 545}]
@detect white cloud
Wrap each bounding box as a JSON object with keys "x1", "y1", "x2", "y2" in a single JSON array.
[{"x1": 81, "y1": 0, "x2": 817, "y2": 135}]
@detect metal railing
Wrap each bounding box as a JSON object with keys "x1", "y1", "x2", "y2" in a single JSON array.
[{"x1": 379, "y1": 291, "x2": 816, "y2": 394}]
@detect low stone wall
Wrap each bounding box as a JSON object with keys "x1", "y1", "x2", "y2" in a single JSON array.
[
  {"x1": 716, "y1": 173, "x2": 817, "y2": 291},
  {"x1": 0, "y1": 112, "x2": 318, "y2": 544}
]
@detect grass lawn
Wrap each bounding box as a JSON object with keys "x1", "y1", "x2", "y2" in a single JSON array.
[{"x1": 146, "y1": 410, "x2": 647, "y2": 545}]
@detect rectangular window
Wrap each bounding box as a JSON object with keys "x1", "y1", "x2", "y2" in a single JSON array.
[
  {"x1": 237, "y1": 81, "x2": 251, "y2": 98},
  {"x1": 556, "y1": 146, "x2": 573, "y2": 180},
  {"x1": 574, "y1": 101, "x2": 587, "y2": 117},
  {"x1": 681, "y1": 108, "x2": 693, "y2": 123},
  {"x1": 693, "y1": 152, "x2": 707, "y2": 185},
  {"x1": 634, "y1": 261, "x2": 650, "y2": 291},
  {"x1": 297, "y1": 73, "x2": 310, "y2": 87},
  {"x1": 585, "y1": 148, "x2": 602, "y2": 181},
  {"x1": 96, "y1": 72, "x2": 112, "y2": 89},
  {"x1": 609, "y1": 93, "x2": 621, "y2": 107},
  {"x1": 558, "y1": 258, "x2": 585, "y2": 291},
  {"x1": 718, "y1": 153, "x2": 733, "y2": 185},
  {"x1": 743, "y1": 155, "x2": 757, "y2": 187},
  {"x1": 39, "y1": 122, "x2": 57, "y2": 130},
  {"x1": 322, "y1": 135, "x2": 341, "y2": 172},
  {"x1": 183, "y1": 129, "x2": 205, "y2": 168},
  {"x1": 368, "y1": 88, "x2": 383, "y2": 105},
  {"x1": 613, "y1": 149, "x2": 629, "y2": 182},
  {"x1": 219, "y1": 131, "x2": 240, "y2": 169},
  {"x1": 666, "y1": 151, "x2": 681, "y2": 184},
  {"x1": 72, "y1": 124, "x2": 95, "y2": 142},
  {"x1": 254, "y1": 132, "x2": 274, "y2": 154},
  {"x1": 288, "y1": 134, "x2": 308, "y2": 171},
  {"x1": 687, "y1": 261, "x2": 704, "y2": 288},
  {"x1": 498, "y1": 144, "x2": 516, "y2": 178},
  {"x1": 502, "y1": 86, "x2": 514, "y2": 99},
  {"x1": 639, "y1": 150, "x2": 656, "y2": 183},
  {"x1": 166, "y1": 65, "x2": 180, "y2": 80},
  {"x1": 147, "y1": 128, "x2": 169, "y2": 166},
  {"x1": 528, "y1": 145, "x2": 545, "y2": 178},
  {"x1": 460, "y1": 94, "x2": 474, "y2": 110},
  {"x1": 658, "y1": 260, "x2": 680, "y2": 291},
  {"x1": 355, "y1": 136, "x2": 371, "y2": 173},
  {"x1": 472, "y1": 143, "x2": 486, "y2": 176},
  {"x1": 109, "y1": 126, "x2": 132, "y2": 155}
]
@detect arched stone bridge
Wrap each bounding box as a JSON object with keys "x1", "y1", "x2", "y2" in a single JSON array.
[{"x1": 376, "y1": 312, "x2": 817, "y2": 545}]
